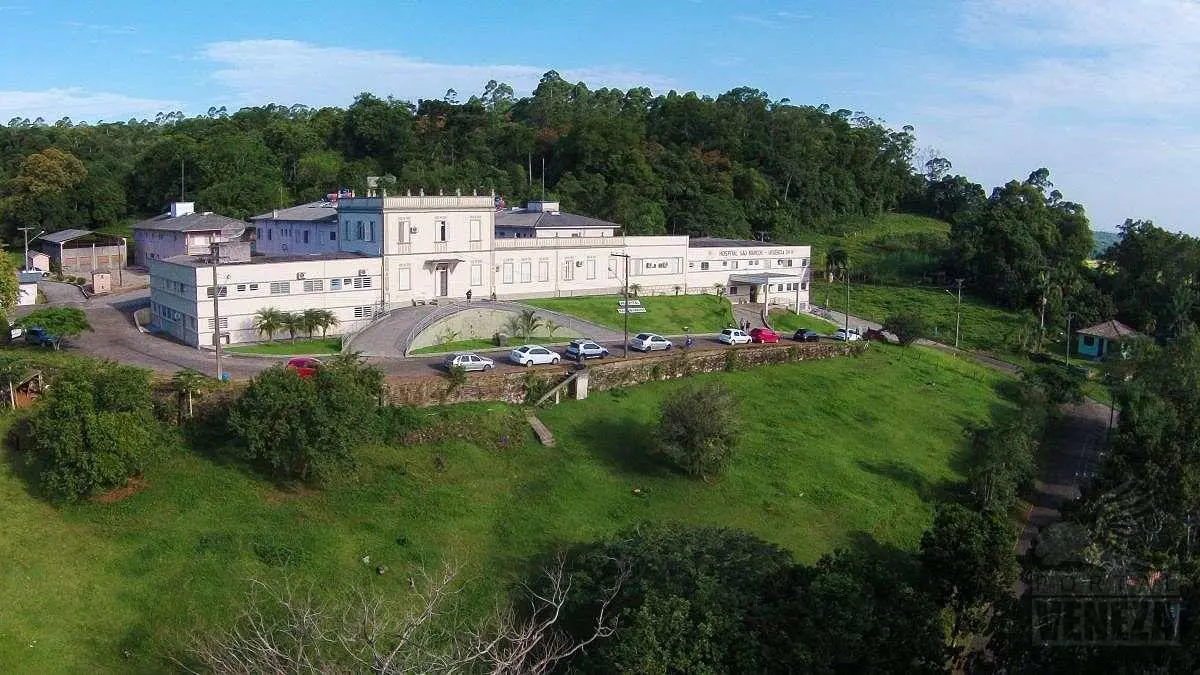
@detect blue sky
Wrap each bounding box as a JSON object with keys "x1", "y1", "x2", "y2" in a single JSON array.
[{"x1": 2, "y1": 0, "x2": 1198, "y2": 234}]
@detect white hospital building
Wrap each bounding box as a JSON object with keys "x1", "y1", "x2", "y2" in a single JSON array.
[{"x1": 148, "y1": 192, "x2": 812, "y2": 348}]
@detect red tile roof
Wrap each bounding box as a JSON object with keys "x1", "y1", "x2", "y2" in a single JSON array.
[{"x1": 1077, "y1": 320, "x2": 1139, "y2": 340}]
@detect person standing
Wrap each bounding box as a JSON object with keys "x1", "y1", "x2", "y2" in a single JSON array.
[{"x1": 466, "y1": 289, "x2": 473, "y2": 303}]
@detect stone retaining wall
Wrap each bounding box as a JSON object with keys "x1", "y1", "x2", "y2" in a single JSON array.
[{"x1": 383, "y1": 341, "x2": 866, "y2": 407}]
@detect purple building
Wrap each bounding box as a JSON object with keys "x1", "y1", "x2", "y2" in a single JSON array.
[{"x1": 132, "y1": 202, "x2": 249, "y2": 268}]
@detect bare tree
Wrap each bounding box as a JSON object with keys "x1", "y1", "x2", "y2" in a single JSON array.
[{"x1": 184, "y1": 557, "x2": 627, "y2": 674}]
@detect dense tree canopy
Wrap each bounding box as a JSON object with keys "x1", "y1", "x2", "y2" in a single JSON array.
[{"x1": 0, "y1": 73, "x2": 919, "y2": 240}]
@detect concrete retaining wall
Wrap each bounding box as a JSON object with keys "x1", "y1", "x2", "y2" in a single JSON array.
[{"x1": 408, "y1": 306, "x2": 584, "y2": 350}]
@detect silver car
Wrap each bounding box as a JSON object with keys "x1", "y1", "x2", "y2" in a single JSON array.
[
  {"x1": 509, "y1": 344, "x2": 561, "y2": 367},
  {"x1": 443, "y1": 352, "x2": 495, "y2": 371},
  {"x1": 630, "y1": 333, "x2": 673, "y2": 352}
]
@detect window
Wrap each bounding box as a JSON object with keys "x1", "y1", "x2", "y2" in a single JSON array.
[
  {"x1": 303, "y1": 230, "x2": 310, "y2": 244},
  {"x1": 236, "y1": 284, "x2": 246, "y2": 292},
  {"x1": 353, "y1": 305, "x2": 375, "y2": 319},
  {"x1": 269, "y1": 281, "x2": 290, "y2": 295},
  {"x1": 1083, "y1": 335, "x2": 1096, "y2": 347},
  {"x1": 249, "y1": 283, "x2": 259, "y2": 291},
  {"x1": 303, "y1": 279, "x2": 324, "y2": 292},
  {"x1": 539, "y1": 260, "x2": 550, "y2": 282},
  {"x1": 437, "y1": 218, "x2": 447, "y2": 242},
  {"x1": 502, "y1": 261, "x2": 514, "y2": 284},
  {"x1": 607, "y1": 260, "x2": 616, "y2": 278},
  {"x1": 330, "y1": 230, "x2": 337, "y2": 241},
  {"x1": 469, "y1": 217, "x2": 482, "y2": 241},
  {"x1": 801, "y1": 282, "x2": 808, "y2": 290},
  {"x1": 520, "y1": 261, "x2": 532, "y2": 283},
  {"x1": 776, "y1": 284, "x2": 785, "y2": 292},
  {"x1": 205, "y1": 286, "x2": 228, "y2": 298},
  {"x1": 355, "y1": 221, "x2": 364, "y2": 240},
  {"x1": 207, "y1": 317, "x2": 229, "y2": 329},
  {"x1": 267, "y1": 229, "x2": 272, "y2": 241},
  {"x1": 722, "y1": 261, "x2": 728, "y2": 267},
  {"x1": 331, "y1": 278, "x2": 342, "y2": 290},
  {"x1": 367, "y1": 221, "x2": 375, "y2": 242},
  {"x1": 586, "y1": 258, "x2": 596, "y2": 280},
  {"x1": 352, "y1": 276, "x2": 372, "y2": 289},
  {"x1": 700, "y1": 261, "x2": 710, "y2": 271},
  {"x1": 729, "y1": 286, "x2": 738, "y2": 295},
  {"x1": 397, "y1": 264, "x2": 411, "y2": 291},
  {"x1": 730, "y1": 260, "x2": 739, "y2": 269},
  {"x1": 344, "y1": 221, "x2": 353, "y2": 239},
  {"x1": 802, "y1": 258, "x2": 809, "y2": 267},
  {"x1": 470, "y1": 262, "x2": 482, "y2": 286},
  {"x1": 397, "y1": 218, "x2": 410, "y2": 243},
  {"x1": 778, "y1": 259, "x2": 793, "y2": 267},
  {"x1": 563, "y1": 259, "x2": 575, "y2": 281}
]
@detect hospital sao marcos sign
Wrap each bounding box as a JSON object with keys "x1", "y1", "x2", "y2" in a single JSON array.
[{"x1": 714, "y1": 248, "x2": 796, "y2": 257}]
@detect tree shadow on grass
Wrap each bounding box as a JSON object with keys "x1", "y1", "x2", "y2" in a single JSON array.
[
  {"x1": 564, "y1": 414, "x2": 669, "y2": 478},
  {"x1": 856, "y1": 458, "x2": 964, "y2": 504},
  {"x1": 2, "y1": 415, "x2": 47, "y2": 500}
]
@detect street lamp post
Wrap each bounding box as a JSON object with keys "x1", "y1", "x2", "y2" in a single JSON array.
[
  {"x1": 844, "y1": 265, "x2": 850, "y2": 336},
  {"x1": 1065, "y1": 311, "x2": 1076, "y2": 366},
  {"x1": 944, "y1": 278, "x2": 964, "y2": 348},
  {"x1": 18, "y1": 226, "x2": 43, "y2": 271},
  {"x1": 611, "y1": 253, "x2": 631, "y2": 358}
]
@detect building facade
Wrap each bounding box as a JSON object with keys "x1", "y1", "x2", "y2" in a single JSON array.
[
  {"x1": 149, "y1": 192, "x2": 811, "y2": 348},
  {"x1": 250, "y1": 201, "x2": 340, "y2": 257},
  {"x1": 132, "y1": 202, "x2": 249, "y2": 267}
]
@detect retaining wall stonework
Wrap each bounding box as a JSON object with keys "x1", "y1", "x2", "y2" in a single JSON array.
[{"x1": 383, "y1": 341, "x2": 866, "y2": 408}]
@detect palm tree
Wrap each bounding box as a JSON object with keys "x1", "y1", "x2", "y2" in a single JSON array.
[
  {"x1": 544, "y1": 319, "x2": 562, "y2": 338},
  {"x1": 300, "y1": 308, "x2": 326, "y2": 339},
  {"x1": 629, "y1": 283, "x2": 641, "y2": 298},
  {"x1": 825, "y1": 245, "x2": 848, "y2": 284},
  {"x1": 279, "y1": 311, "x2": 303, "y2": 344},
  {"x1": 505, "y1": 309, "x2": 543, "y2": 339},
  {"x1": 252, "y1": 307, "x2": 286, "y2": 342},
  {"x1": 172, "y1": 369, "x2": 212, "y2": 419},
  {"x1": 312, "y1": 309, "x2": 339, "y2": 338}
]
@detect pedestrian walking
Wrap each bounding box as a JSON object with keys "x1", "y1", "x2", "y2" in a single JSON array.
[{"x1": 466, "y1": 289, "x2": 473, "y2": 303}]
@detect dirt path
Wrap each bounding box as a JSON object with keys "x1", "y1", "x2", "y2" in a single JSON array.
[{"x1": 1015, "y1": 400, "x2": 1113, "y2": 562}]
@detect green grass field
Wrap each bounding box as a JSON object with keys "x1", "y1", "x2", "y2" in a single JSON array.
[
  {"x1": 768, "y1": 309, "x2": 839, "y2": 335},
  {"x1": 527, "y1": 294, "x2": 735, "y2": 335},
  {"x1": 225, "y1": 337, "x2": 342, "y2": 356},
  {"x1": 0, "y1": 346, "x2": 1009, "y2": 671},
  {"x1": 811, "y1": 280, "x2": 1028, "y2": 353},
  {"x1": 410, "y1": 335, "x2": 567, "y2": 355}
]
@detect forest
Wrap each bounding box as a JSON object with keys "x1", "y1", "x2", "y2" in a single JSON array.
[{"x1": 0, "y1": 71, "x2": 919, "y2": 243}]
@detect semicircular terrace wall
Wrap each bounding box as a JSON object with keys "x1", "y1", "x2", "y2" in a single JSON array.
[{"x1": 408, "y1": 306, "x2": 584, "y2": 351}]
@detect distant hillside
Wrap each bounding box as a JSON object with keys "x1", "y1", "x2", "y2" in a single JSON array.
[{"x1": 1092, "y1": 230, "x2": 1121, "y2": 258}]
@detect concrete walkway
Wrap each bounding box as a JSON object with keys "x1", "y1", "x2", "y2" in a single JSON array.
[
  {"x1": 344, "y1": 304, "x2": 440, "y2": 357},
  {"x1": 732, "y1": 303, "x2": 765, "y2": 330},
  {"x1": 37, "y1": 280, "x2": 87, "y2": 304}
]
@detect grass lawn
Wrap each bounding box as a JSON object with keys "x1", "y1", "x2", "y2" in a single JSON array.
[
  {"x1": 410, "y1": 335, "x2": 565, "y2": 355},
  {"x1": 0, "y1": 346, "x2": 1009, "y2": 671},
  {"x1": 811, "y1": 280, "x2": 1028, "y2": 353},
  {"x1": 225, "y1": 337, "x2": 341, "y2": 355},
  {"x1": 526, "y1": 294, "x2": 735, "y2": 335},
  {"x1": 769, "y1": 309, "x2": 839, "y2": 335},
  {"x1": 797, "y1": 213, "x2": 951, "y2": 283}
]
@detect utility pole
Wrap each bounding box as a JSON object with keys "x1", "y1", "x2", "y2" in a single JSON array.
[
  {"x1": 210, "y1": 242, "x2": 224, "y2": 381},
  {"x1": 1065, "y1": 311, "x2": 1076, "y2": 366},
  {"x1": 954, "y1": 278, "x2": 964, "y2": 348},
  {"x1": 611, "y1": 253, "x2": 631, "y2": 358},
  {"x1": 844, "y1": 264, "x2": 850, "y2": 336},
  {"x1": 18, "y1": 226, "x2": 42, "y2": 271}
]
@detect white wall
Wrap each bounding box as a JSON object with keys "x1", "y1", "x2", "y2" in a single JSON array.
[
  {"x1": 18, "y1": 282, "x2": 36, "y2": 306},
  {"x1": 150, "y1": 256, "x2": 383, "y2": 346}
]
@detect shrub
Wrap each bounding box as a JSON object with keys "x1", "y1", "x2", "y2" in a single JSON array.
[
  {"x1": 24, "y1": 362, "x2": 162, "y2": 501},
  {"x1": 883, "y1": 311, "x2": 931, "y2": 345},
  {"x1": 227, "y1": 359, "x2": 383, "y2": 482},
  {"x1": 655, "y1": 382, "x2": 740, "y2": 478},
  {"x1": 1022, "y1": 364, "x2": 1084, "y2": 405}
]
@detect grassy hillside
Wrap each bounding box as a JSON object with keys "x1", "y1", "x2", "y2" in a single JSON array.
[
  {"x1": 791, "y1": 213, "x2": 951, "y2": 284},
  {"x1": 812, "y1": 279, "x2": 1029, "y2": 353},
  {"x1": 0, "y1": 346, "x2": 1008, "y2": 672},
  {"x1": 526, "y1": 294, "x2": 735, "y2": 335}
]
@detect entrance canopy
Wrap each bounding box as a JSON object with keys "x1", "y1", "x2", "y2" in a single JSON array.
[
  {"x1": 729, "y1": 272, "x2": 804, "y2": 285},
  {"x1": 423, "y1": 258, "x2": 465, "y2": 267}
]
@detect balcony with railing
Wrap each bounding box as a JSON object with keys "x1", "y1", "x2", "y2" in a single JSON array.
[
  {"x1": 433, "y1": 241, "x2": 448, "y2": 253},
  {"x1": 395, "y1": 243, "x2": 411, "y2": 254}
]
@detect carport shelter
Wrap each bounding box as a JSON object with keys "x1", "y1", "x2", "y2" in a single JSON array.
[{"x1": 36, "y1": 229, "x2": 127, "y2": 276}]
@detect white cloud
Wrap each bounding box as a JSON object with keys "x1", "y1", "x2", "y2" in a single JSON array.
[
  {"x1": 909, "y1": 0, "x2": 1200, "y2": 232},
  {"x1": 733, "y1": 10, "x2": 811, "y2": 28},
  {"x1": 0, "y1": 88, "x2": 180, "y2": 122},
  {"x1": 201, "y1": 40, "x2": 675, "y2": 108}
]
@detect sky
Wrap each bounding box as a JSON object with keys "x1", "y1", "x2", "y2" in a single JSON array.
[{"x1": 0, "y1": 0, "x2": 1197, "y2": 234}]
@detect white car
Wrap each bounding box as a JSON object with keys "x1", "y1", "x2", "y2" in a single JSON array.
[
  {"x1": 832, "y1": 328, "x2": 863, "y2": 342},
  {"x1": 630, "y1": 333, "x2": 673, "y2": 352},
  {"x1": 717, "y1": 328, "x2": 751, "y2": 345},
  {"x1": 443, "y1": 352, "x2": 495, "y2": 372},
  {"x1": 509, "y1": 344, "x2": 561, "y2": 367}
]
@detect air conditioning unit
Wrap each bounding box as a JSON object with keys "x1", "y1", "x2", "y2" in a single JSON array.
[
  {"x1": 409, "y1": 227, "x2": 418, "y2": 234},
  {"x1": 575, "y1": 261, "x2": 583, "y2": 267},
  {"x1": 358, "y1": 269, "x2": 368, "y2": 276},
  {"x1": 296, "y1": 272, "x2": 306, "y2": 280}
]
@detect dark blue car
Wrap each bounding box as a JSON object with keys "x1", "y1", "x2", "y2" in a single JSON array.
[{"x1": 24, "y1": 327, "x2": 57, "y2": 348}]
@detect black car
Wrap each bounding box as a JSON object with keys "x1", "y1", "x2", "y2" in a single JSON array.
[{"x1": 792, "y1": 329, "x2": 820, "y2": 342}]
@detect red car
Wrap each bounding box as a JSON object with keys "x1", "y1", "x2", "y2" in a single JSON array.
[
  {"x1": 749, "y1": 327, "x2": 780, "y2": 344},
  {"x1": 286, "y1": 357, "x2": 321, "y2": 379}
]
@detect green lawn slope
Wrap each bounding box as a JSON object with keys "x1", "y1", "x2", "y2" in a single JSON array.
[{"x1": 0, "y1": 346, "x2": 1009, "y2": 671}]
